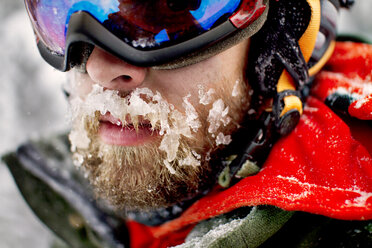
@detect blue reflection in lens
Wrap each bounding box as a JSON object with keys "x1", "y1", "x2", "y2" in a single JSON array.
[
  {"x1": 155, "y1": 29, "x2": 170, "y2": 44},
  {"x1": 37, "y1": 0, "x2": 242, "y2": 51},
  {"x1": 191, "y1": 0, "x2": 241, "y2": 30},
  {"x1": 66, "y1": 1, "x2": 119, "y2": 31}
]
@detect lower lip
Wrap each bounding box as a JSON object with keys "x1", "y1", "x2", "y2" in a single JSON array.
[{"x1": 98, "y1": 122, "x2": 158, "y2": 146}]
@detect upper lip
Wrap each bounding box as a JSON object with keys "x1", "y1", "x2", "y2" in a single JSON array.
[
  {"x1": 99, "y1": 113, "x2": 152, "y2": 128},
  {"x1": 99, "y1": 113, "x2": 122, "y2": 126}
]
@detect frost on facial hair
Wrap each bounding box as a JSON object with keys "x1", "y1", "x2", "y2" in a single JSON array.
[
  {"x1": 198, "y1": 84, "x2": 234, "y2": 146},
  {"x1": 207, "y1": 99, "x2": 233, "y2": 146},
  {"x1": 232, "y1": 79, "x2": 240, "y2": 97},
  {"x1": 215, "y1": 132, "x2": 232, "y2": 146},
  {"x1": 68, "y1": 96, "x2": 93, "y2": 153},
  {"x1": 68, "y1": 85, "x2": 202, "y2": 173},
  {"x1": 198, "y1": 84, "x2": 215, "y2": 105},
  {"x1": 163, "y1": 160, "x2": 177, "y2": 175},
  {"x1": 179, "y1": 148, "x2": 201, "y2": 167},
  {"x1": 207, "y1": 99, "x2": 231, "y2": 135},
  {"x1": 183, "y1": 94, "x2": 201, "y2": 132}
]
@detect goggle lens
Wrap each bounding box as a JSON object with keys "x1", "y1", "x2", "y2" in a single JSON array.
[{"x1": 25, "y1": 0, "x2": 242, "y2": 55}]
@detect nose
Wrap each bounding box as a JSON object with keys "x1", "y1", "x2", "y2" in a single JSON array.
[{"x1": 85, "y1": 47, "x2": 147, "y2": 91}]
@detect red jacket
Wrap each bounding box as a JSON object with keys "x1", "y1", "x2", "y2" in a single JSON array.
[{"x1": 126, "y1": 41, "x2": 372, "y2": 247}]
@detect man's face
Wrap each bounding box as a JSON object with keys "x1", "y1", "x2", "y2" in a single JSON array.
[{"x1": 67, "y1": 40, "x2": 251, "y2": 210}]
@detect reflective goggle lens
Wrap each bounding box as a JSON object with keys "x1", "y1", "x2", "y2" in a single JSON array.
[{"x1": 25, "y1": 0, "x2": 243, "y2": 55}]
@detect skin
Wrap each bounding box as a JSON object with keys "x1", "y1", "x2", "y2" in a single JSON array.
[
  {"x1": 68, "y1": 38, "x2": 252, "y2": 210},
  {"x1": 77, "y1": 40, "x2": 250, "y2": 106}
]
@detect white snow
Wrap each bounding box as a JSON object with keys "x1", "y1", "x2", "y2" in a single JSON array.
[
  {"x1": 207, "y1": 99, "x2": 231, "y2": 134},
  {"x1": 353, "y1": 97, "x2": 370, "y2": 110},
  {"x1": 232, "y1": 79, "x2": 240, "y2": 97},
  {"x1": 198, "y1": 84, "x2": 215, "y2": 105},
  {"x1": 215, "y1": 132, "x2": 232, "y2": 146},
  {"x1": 344, "y1": 188, "x2": 372, "y2": 207},
  {"x1": 163, "y1": 160, "x2": 177, "y2": 175},
  {"x1": 68, "y1": 84, "x2": 202, "y2": 173},
  {"x1": 179, "y1": 148, "x2": 201, "y2": 167},
  {"x1": 276, "y1": 175, "x2": 372, "y2": 206},
  {"x1": 183, "y1": 94, "x2": 201, "y2": 132},
  {"x1": 174, "y1": 216, "x2": 245, "y2": 248}
]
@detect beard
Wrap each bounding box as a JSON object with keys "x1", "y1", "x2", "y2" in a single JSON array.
[
  {"x1": 78, "y1": 128, "x2": 214, "y2": 210},
  {"x1": 68, "y1": 76, "x2": 250, "y2": 211}
]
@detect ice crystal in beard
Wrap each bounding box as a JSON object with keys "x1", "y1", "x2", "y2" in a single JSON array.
[
  {"x1": 207, "y1": 99, "x2": 231, "y2": 135},
  {"x1": 198, "y1": 84, "x2": 215, "y2": 105},
  {"x1": 183, "y1": 94, "x2": 201, "y2": 133},
  {"x1": 232, "y1": 79, "x2": 240, "y2": 97},
  {"x1": 68, "y1": 85, "x2": 203, "y2": 172},
  {"x1": 78, "y1": 135, "x2": 210, "y2": 210},
  {"x1": 215, "y1": 132, "x2": 232, "y2": 146}
]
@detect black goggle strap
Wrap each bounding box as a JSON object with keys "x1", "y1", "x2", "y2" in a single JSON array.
[
  {"x1": 307, "y1": 0, "x2": 352, "y2": 77},
  {"x1": 277, "y1": 0, "x2": 352, "y2": 119},
  {"x1": 219, "y1": 0, "x2": 316, "y2": 188},
  {"x1": 219, "y1": 0, "x2": 353, "y2": 188},
  {"x1": 249, "y1": 0, "x2": 313, "y2": 135}
]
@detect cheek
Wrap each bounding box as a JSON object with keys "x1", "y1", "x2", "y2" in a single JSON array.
[
  {"x1": 149, "y1": 75, "x2": 206, "y2": 109},
  {"x1": 152, "y1": 64, "x2": 226, "y2": 106},
  {"x1": 67, "y1": 71, "x2": 94, "y2": 99}
]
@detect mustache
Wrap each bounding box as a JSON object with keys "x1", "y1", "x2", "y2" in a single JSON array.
[
  {"x1": 98, "y1": 112, "x2": 159, "y2": 133},
  {"x1": 69, "y1": 85, "x2": 202, "y2": 166},
  {"x1": 70, "y1": 85, "x2": 198, "y2": 135}
]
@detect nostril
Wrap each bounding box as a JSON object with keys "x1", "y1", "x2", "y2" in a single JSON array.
[
  {"x1": 86, "y1": 47, "x2": 147, "y2": 90},
  {"x1": 120, "y1": 75, "x2": 132, "y2": 82}
]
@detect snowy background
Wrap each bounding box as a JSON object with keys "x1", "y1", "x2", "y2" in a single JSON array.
[{"x1": 0, "y1": 0, "x2": 371, "y2": 247}]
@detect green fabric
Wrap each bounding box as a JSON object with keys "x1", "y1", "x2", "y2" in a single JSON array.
[
  {"x1": 260, "y1": 212, "x2": 372, "y2": 248},
  {"x1": 2, "y1": 134, "x2": 128, "y2": 248},
  {"x1": 177, "y1": 207, "x2": 372, "y2": 248},
  {"x1": 176, "y1": 206, "x2": 294, "y2": 248},
  {"x1": 2, "y1": 135, "x2": 101, "y2": 248}
]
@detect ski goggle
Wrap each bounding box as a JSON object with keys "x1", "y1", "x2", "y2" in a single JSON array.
[{"x1": 25, "y1": 0, "x2": 268, "y2": 71}]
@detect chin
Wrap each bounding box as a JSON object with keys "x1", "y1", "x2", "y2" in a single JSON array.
[{"x1": 74, "y1": 134, "x2": 216, "y2": 211}]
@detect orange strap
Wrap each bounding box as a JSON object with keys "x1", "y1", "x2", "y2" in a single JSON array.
[{"x1": 277, "y1": 0, "x2": 321, "y2": 116}]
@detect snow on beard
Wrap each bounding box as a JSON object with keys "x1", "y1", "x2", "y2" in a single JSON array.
[
  {"x1": 67, "y1": 85, "x2": 215, "y2": 209},
  {"x1": 67, "y1": 75, "x2": 249, "y2": 167},
  {"x1": 68, "y1": 81, "x2": 245, "y2": 174},
  {"x1": 68, "y1": 85, "x2": 205, "y2": 174},
  {"x1": 66, "y1": 77, "x2": 248, "y2": 209}
]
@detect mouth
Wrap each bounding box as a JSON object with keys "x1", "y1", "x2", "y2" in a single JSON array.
[{"x1": 98, "y1": 113, "x2": 159, "y2": 146}]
